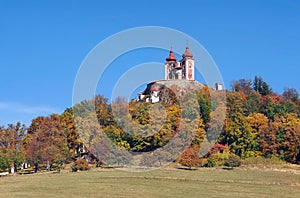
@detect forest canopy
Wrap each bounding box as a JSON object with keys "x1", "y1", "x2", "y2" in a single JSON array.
[{"x1": 1, "y1": 76, "x2": 299, "y2": 173}]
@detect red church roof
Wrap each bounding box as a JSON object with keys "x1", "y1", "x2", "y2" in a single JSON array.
[
  {"x1": 150, "y1": 87, "x2": 158, "y2": 91},
  {"x1": 182, "y1": 45, "x2": 193, "y2": 58},
  {"x1": 166, "y1": 50, "x2": 177, "y2": 61}
]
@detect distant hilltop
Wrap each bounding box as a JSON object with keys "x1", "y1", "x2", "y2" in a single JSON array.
[
  {"x1": 138, "y1": 79, "x2": 204, "y2": 104},
  {"x1": 137, "y1": 46, "x2": 222, "y2": 103}
]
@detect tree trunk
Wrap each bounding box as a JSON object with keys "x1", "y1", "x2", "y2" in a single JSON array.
[
  {"x1": 9, "y1": 162, "x2": 15, "y2": 174},
  {"x1": 34, "y1": 162, "x2": 39, "y2": 173},
  {"x1": 46, "y1": 160, "x2": 50, "y2": 171}
]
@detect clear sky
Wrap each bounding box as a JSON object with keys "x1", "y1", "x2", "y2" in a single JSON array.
[{"x1": 1, "y1": 0, "x2": 300, "y2": 126}]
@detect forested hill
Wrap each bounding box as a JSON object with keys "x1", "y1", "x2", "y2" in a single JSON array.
[{"x1": 0, "y1": 76, "x2": 299, "y2": 173}]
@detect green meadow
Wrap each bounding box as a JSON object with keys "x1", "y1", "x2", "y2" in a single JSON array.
[{"x1": 0, "y1": 167, "x2": 299, "y2": 198}]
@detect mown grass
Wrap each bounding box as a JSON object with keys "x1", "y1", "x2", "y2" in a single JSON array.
[{"x1": 0, "y1": 167, "x2": 299, "y2": 198}]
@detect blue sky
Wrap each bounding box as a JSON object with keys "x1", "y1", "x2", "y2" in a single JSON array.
[{"x1": 1, "y1": 0, "x2": 300, "y2": 126}]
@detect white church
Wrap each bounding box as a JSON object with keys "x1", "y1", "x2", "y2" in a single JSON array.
[
  {"x1": 165, "y1": 45, "x2": 195, "y2": 81},
  {"x1": 138, "y1": 45, "x2": 222, "y2": 103}
]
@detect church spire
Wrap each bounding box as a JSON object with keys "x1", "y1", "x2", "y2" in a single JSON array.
[
  {"x1": 182, "y1": 45, "x2": 193, "y2": 58},
  {"x1": 166, "y1": 49, "x2": 177, "y2": 62}
]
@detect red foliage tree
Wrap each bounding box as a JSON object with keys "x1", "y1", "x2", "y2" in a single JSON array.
[
  {"x1": 178, "y1": 147, "x2": 200, "y2": 169},
  {"x1": 23, "y1": 114, "x2": 70, "y2": 172}
]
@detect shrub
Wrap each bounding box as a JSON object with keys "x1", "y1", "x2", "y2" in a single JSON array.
[
  {"x1": 204, "y1": 151, "x2": 229, "y2": 167},
  {"x1": 241, "y1": 151, "x2": 262, "y2": 159},
  {"x1": 209, "y1": 144, "x2": 228, "y2": 155},
  {"x1": 224, "y1": 154, "x2": 241, "y2": 169},
  {"x1": 206, "y1": 157, "x2": 217, "y2": 167},
  {"x1": 199, "y1": 158, "x2": 208, "y2": 167},
  {"x1": 71, "y1": 158, "x2": 90, "y2": 172},
  {"x1": 178, "y1": 147, "x2": 200, "y2": 169}
]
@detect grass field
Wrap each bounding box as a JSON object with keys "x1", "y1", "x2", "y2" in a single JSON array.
[{"x1": 0, "y1": 166, "x2": 299, "y2": 198}]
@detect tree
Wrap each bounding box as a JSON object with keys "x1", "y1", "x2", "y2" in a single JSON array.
[
  {"x1": 24, "y1": 114, "x2": 71, "y2": 172},
  {"x1": 60, "y1": 108, "x2": 82, "y2": 158},
  {"x1": 231, "y1": 79, "x2": 252, "y2": 94},
  {"x1": 94, "y1": 95, "x2": 114, "y2": 127},
  {"x1": 0, "y1": 122, "x2": 26, "y2": 173},
  {"x1": 243, "y1": 113, "x2": 268, "y2": 158},
  {"x1": 253, "y1": 76, "x2": 272, "y2": 96},
  {"x1": 71, "y1": 158, "x2": 90, "y2": 172},
  {"x1": 260, "y1": 94, "x2": 282, "y2": 120},
  {"x1": 197, "y1": 87, "x2": 212, "y2": 125},
  {"x1": 260, "y1": 121, "x2": 278, "y2": 158},
  {"x1": 277, "y1": 113, "x2": 300, "y2": 163},
  {"x1": 284, "y1": 125, "x2": 300, "y2": 163},
  {"x1": 219, "y1": 91, "x2": 246, "y2": 156},
  {"x1": 282, "y1": 88, "x2": 299, "y2": 103},
  {"x1": 178, "y1": 147, "x2": 200, "y2": 169},
  {"x1": 259, "y1": 113, "x2": 300, "y2": 163},
  {"x1": 244, "y1": 91, "x2": 261, "y2": 115}
]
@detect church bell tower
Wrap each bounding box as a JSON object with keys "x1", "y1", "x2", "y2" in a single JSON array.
[
  {"x1": 180, "y1": 45, "x2": 194, "y2": 80},
  {"x1": 164, "y1": 45, "x2": 194, "y2": 81}
]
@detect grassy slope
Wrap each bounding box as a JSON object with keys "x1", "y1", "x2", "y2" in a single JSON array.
[{"x1": 0, "y1": 167, "x2": 299, "y2": 198}]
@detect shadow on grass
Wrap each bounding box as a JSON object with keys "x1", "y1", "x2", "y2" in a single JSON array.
[
  {"x1": 222, "y1": 167, "x2": 234, "y2": 170},
  {"x1": 177, "y1": 167, "x2": 198, "y2": 171}
]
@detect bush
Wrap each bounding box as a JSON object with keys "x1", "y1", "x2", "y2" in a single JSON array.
[
  {"x1": 206, "y1": 157, "x2": 217, "y2": 167},
  {"x1": 71, "y1": 158, "x2": 90, "y2": 172},
  {"x1": 224, "y1": 154, "x2": 241, "y2": 169},
  {"x1": 209, "y1": 144, "x2": 228, "y2": 155},
  {"x1": 199, "y1": 158, "x2": 208, "y2": 167},
  {"x1": 204, "y1": 151, "x2": 229, "y2": 167},
  {"x1": 178, "y1": 147, "x2": 200, "y2": 169},
  {"x1": 241, "y1": 151, "x2": 261, "y2": 159}
]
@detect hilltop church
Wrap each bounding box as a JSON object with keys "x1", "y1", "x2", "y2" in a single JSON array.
[
  {"x1": 137, "y1": 45, "x2": 207, "y2": 103},
  {"x1": 165, "y1": 45, "x2": 195, "y2": 81}
]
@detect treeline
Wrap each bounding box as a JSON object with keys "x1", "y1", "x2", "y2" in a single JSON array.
[
  {"x1": 221, "y1": 76, "x2": 300, "y2": 163},
  {"x1": 0, "y1": 110, "x2": 81, "y2": 173},
  {"x1": 0, "y1": 76, "x2": 299, "y2": 173}
]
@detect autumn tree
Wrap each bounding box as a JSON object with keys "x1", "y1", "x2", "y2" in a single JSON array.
[
  {"x1": 259, "y1": 121, "x2": 278, "y2": 158},
  {"x1": 243, "y1": 113, "x2": 268, "y2": 158},
  {"x1": 231, "y1": 78, "x2": 252, "y2": 94},
  {"x1": 244, "y1": 91, "x2": 261, "y2": 115},
  {"x1": 260, "y1": 94, "x2": 282, "y2": 120},
  {"x1": 94, "y1": 95, "x2": 114, "y2": 127},
  {"x1": 282, "y1": 88, "x2": 299, "y2": 103},
  {"x1": 23, "y1": 114, "x2": 71, "y2": 172},
  {"x1": 178, "y1": 147, "x2": 200, "y2": 169},
  {"x1": 219, "y1": 91, "x2": 246, "y2": 156},
  {"x1": 277, "y1": 113, "x2": 300, "y2": 163},
  {"x1": 61, "y1": 108, "x2": 82, "y2": 157},
  {"x1": 0, "y1": 122, "x2": 26, "y2": 173}
]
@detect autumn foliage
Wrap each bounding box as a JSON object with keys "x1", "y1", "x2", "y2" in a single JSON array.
[
  {"x1": 178, "y1": 147, "x2": 200, "y2": 169},
  {"x1": 0, "y1": 76, "x2": 300, "y2": 173}
]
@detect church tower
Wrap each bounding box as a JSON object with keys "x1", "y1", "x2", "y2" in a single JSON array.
[
  {"x1": 165, "y1": 45, "x2": 194, "y2": 81},
  {"x1": 165, "y1": 49, "x2": 181, "y2": 80},
  {"x1": 180, "y1": 45, "x2": 194, "y2": 80}
]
